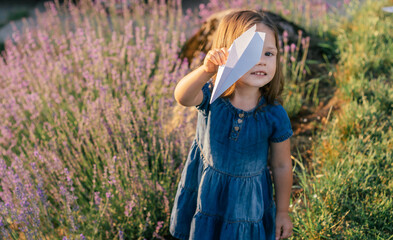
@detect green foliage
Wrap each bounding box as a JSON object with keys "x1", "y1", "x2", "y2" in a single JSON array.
[
  {"x1": 281, "y1": 33, "x2": 315, "y2": 118},
  {"x1": 6, "y1": 9, "x2": 30, "y2": 22},
  {"x1": 0, "y1": 42, "x2": 4, "y2": 55},
  {"x1": 292, "y1": 0, "x2": 393, "y2": 239}
]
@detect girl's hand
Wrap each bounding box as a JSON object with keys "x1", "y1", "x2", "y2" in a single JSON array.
[
  {"x1": 203, "y1": 48, "x2": 229, "y2": 73},
  {"x1": 275, "y1": 212, "x2": 293, "y2": 239}
]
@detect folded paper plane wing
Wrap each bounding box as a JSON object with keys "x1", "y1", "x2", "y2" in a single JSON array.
[{"x1": 210, "y1": 24, "x2": 266, "y2": 104}]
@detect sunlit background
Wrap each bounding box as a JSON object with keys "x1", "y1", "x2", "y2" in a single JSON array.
[{"x1": 0, "y1": 0, "x2": 392, "y2": 239}]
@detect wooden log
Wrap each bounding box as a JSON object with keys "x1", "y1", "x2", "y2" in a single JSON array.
[{"x1": 179, "y1": 9, "x2": 333, "y2": 66}]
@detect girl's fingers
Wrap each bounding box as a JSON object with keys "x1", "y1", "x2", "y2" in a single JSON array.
[
  {"x1": 221, "y1": 47, "x2": 229, "y2": 57},
  {"x1": 206, "y1": 50, "x2": 217, "y2": 65},
  {"x1": 217, "y1": 51, "x2": 225, "y2": 65},
  {"x1": 211, "y1": 49, "x2": 222, "y2": 65},
  {"x1": 217, "y1": 48, "x2": 227, "y2": 65},
  {"x1": 221, "y1": 48, "x2": 229, "y2": 64},
  {"x1": 213, "y1": 49, "x2": 228, "y2": 65},
  {"x1": 281, "y1": 224, "x2": 293, "y2": 239},
  {"x1": 206, "y1": 48, "x2": 229, "y2": 67},
  {"x1": 219, "y1": 50, "x2": 228, "y2": 65},
  {"x1": 275, "y1": 225, "x2": 282, "y2": 240},
  {"x1": 209, "y1": 53, "x2": 220, "y2": 66}
]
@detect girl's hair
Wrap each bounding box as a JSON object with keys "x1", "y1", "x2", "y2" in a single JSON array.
[{"x1": 211, "y1": 10, "x2": 284, "y2": 105}]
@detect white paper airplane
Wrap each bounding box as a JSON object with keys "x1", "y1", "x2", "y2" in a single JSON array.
[{"x1": 210, "y1": 24, "x2": 266, "y2": 104}]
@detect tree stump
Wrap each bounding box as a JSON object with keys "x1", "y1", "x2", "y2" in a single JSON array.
[{"x1": 179, "y1": 9, "x2": 335, "y2": 66}]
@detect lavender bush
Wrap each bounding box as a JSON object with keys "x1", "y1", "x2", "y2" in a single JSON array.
[
  {"x1": 0, "y1": 0, "x2": 340, "y2": 238},
  {"x1": 281, "y1": 30, "x2": 312, "y2": 117},
  {"x1": 0, "y1": 0, "x2": 194, "y2": 238}
]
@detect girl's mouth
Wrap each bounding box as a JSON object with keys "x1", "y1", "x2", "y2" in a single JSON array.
[{"x1": 251, "y1": 71, "x2": 267, "y2": 76}]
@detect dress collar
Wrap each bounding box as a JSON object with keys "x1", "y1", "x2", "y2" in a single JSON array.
[{"x1": 220, "y1": 96, "x2": 266, "y2": 118}]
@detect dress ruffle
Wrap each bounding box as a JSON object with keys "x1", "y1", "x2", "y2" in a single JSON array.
[
  {"x1": 170, "y1": 140, "x2": 203, "y2": 239},
  {"x1": 197, "y1": 166, "x2": 274, "y2": 221},
  {"x1": 190, "y1": 208, "x2": 276, "y2": 240}
]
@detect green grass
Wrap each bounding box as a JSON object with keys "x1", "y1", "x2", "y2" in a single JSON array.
[{"x1": 291, "y1": 0, "x2": 393, "y2": 239}]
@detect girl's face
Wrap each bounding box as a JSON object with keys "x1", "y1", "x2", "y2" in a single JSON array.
[{"x1": 237, "y1": 23, "x2": 277, "y2": 89}]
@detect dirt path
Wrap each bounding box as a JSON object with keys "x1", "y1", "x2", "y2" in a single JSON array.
[{"x1": 291, "y1": 93, "x2": 343, "y2": 166}]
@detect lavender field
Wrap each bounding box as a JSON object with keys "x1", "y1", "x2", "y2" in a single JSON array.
[{"x1": 1, "y1": 0, "x2": 392, "y2": 239}]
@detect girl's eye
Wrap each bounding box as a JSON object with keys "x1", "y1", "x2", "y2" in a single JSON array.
[{"x1": 265, "y1": 52, "x2": 274, "y2": 56}]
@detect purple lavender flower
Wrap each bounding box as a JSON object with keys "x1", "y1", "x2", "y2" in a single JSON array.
[
  {"x1": 106, "y1": 192, "x2": 112, "y2": 199},
  {"x1": 283, "y1": 31, "x2": 289, "y2": 43},
  {"x1": 284, "y1": 45, "x2": 290, "y2": 54},
  {"x1": 290, "y1": 43, "x2": 296, "y2": 53},
  {"x1": 94, "y1": 192, "x2": 101, "y2": 206},
  {"x1": 60, "y1": 185, "x2": 67, "y2": 196}
]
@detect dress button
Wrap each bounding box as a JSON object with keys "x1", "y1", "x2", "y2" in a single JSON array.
[
  {"x1": 234, "y1": 126, "x2": 240, "y2": 131},
  {"x1": 238, "y1": 119, "x2": 243, "y2": 123},
  {"x1": 239, "y1": 113, "x2": 244, "y2": 118}
]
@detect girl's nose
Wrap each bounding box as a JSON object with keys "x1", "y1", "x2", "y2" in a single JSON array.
[{"x1": 257, "y1": 56, "x2": 266, "y2": 66}]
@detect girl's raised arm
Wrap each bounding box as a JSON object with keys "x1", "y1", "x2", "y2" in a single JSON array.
[{"x1": 174, "y1": 48, "x2": 228, "y2": 107}]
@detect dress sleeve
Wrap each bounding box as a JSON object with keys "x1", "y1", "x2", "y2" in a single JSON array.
[
  {"x1": 195, "y1": 81, "x2": 212, "y2": 115},
  {"x1": 269, "y1": 104, "x2": 293, "y2": 143}
]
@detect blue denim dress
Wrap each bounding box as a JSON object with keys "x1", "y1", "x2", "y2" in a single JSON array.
[{"x1": 170, "y1": 82, "x2": 293, "y2": 240}]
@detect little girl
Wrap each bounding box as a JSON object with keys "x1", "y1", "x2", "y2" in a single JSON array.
[{"x1": 170, "y1": 10, "x2": 293, "y2": 240}]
